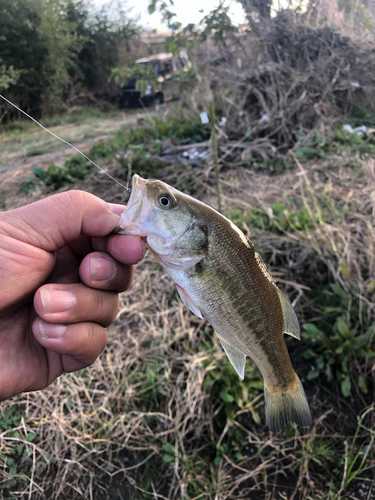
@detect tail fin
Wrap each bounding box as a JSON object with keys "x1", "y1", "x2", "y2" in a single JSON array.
[{"x1": 264, "y1": 376, "x2": 312, "y2": 434}]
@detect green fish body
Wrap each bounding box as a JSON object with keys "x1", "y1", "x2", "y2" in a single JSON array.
[{"x1": 118, "y1": 174, "x2": 312, "y2": 433}]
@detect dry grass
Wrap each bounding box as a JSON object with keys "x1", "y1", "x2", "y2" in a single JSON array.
[{"x1": 1, "y1": 127, "x2": 375, "y2": 499}]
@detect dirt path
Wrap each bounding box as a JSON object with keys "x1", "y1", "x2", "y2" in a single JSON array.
[{"x1": 0, "y1": 110, "x2": 145, "y2": 209}]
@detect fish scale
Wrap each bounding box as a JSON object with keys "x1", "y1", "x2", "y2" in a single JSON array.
[{"x1": 119, "y1": 174, "x2": 312, "y2": 434}]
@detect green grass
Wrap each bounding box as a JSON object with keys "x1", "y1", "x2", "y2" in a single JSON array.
[
  {"x1": 302, "y1": 283, "x2": 375, "y2": 397},
  {"x1": 227, "y1": 202, "x2": 316, "y2": 233},
  {"x1": 0, "y1": 104, "x2": 121, "y2": 134},
  {"x1": 20, "y1": 110, "x2": 211, "y2": 192}
]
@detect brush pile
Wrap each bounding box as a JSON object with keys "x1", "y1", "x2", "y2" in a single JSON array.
[{"x1": 201, "y1": 10, "x2": 375, "y2": 158}]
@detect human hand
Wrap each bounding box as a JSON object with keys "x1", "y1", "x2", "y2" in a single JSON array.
[{"x1": 0, "y1": 190, "x2": 144, "y2": 400}]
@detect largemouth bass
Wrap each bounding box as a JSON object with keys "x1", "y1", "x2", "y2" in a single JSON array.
[{"x1": 118, "y1": 174, "x2": 312, "y2": 433}]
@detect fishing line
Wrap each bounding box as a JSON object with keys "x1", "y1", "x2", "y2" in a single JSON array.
[{"x1": 0, "y1": 93, "x2": 131, "y2": 192}]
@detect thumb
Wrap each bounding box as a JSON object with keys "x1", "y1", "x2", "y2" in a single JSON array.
[
  {"x1": 0, "y1": 190, "x2": 122, "y2": 251},
  {"x1": 0, "y1": 191, "x2": 122, "y2": 314}
]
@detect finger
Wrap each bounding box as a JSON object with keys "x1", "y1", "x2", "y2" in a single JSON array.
[
  {"x1": 79, "y1": 252, "x2": 134, "y2": 292},
  {"x1": 107, "y1": 203, "x2": 126, "y2": 217},
  {"x1": 46, "y1": 245, "x2": 80, "y2": 284},
  {"x1": 0, "y1": 190, "x2": 121, "y2": 252},
  {"x1": 34, "y1": 283, "x2": 119, "y2": 327},
  {"x1": 91, "y1": 234, "x2": 145, "y2": 265},
  {"x1": 32, "y1": 319, "x2": 108, "y2": 372}
]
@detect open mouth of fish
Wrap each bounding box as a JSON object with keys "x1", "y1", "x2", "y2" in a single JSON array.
[{"x1": 116, "y1": 175, "x2": 149, "y2": 236}]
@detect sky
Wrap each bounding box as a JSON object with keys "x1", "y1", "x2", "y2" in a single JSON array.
[{"x1": 92, "y1": 0, "x2": 247, "y2": 30}]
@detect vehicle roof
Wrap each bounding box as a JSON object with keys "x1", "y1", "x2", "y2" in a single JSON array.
[{"x1": 135, "y1": 53, "x2": 173, "y2": 64}]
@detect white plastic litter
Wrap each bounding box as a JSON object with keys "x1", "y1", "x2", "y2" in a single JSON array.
[
  {"x1": 200, "y1": 112, "x2": 209, "y2": 124},
  {"x1": 343, "y1": 124, "x2": 368, "y2": 135},
  {"x1": 182, "y1": 147, "x2": 209, "y2": 161}
]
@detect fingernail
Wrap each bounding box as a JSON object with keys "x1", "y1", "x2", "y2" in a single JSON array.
[
  {"x1": 108, "y1": 203, "x2": 125, "y2": 216},
  {"x1": 40, "y1": 289, "x2": 76, "y2": 314},
  {"x1": 38, "y1": 319, "x2": 66, "y2": 339},
  {"x1": 91, "y1": 256, "x2": 116, "y2": 281}
]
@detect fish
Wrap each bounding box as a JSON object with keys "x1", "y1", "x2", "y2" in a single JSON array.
[{"x1": 118, "y1": 174, "x2": 312, "y2": 434}]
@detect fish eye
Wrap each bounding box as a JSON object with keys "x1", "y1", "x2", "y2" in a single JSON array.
[{"x1": 158, "y1": 194, "x2": 173, "y2": 209}]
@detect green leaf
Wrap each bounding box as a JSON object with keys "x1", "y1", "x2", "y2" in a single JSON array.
[
  {"x1": 163, "y1": 454, "x2": 174, "y2": 463},
  {"x1": 341, "y1": 376, "x2": 351, "y2": 397},
  {"x1": 324, "y1": 306, "x2": 341, "y2": 313},
  {"x1": 247, "y1": 380, "x2": 264, "y2": 390},
  {"x1": 148, "y1": 0, "x2": 157, "y2": 14},
  {"x1": 339, "y1": 265, "x2": 350, "y2": 280},
  {"x1": 330, "y1": 284, "x2": 349, "y2": 306},
  {"x1": 307, "y1": 369, "x2": 319, "y2": 380},
  {"x1": 162, "y1": 443, "x2": 175, "y2": 454},
  {"x1": 358, "y1": 375, "x2": 368, "y2": 394},
  {"x1": 220, "y1": 387, "x2": 234, "y2": 403},
  {"x1": 32, "y1": 167, "x2": 47, "y2": 181},
  {"x1": 336, "y1": 318, "x2": 351, "y2": 337},
  {"x1": 301, "y1": 348, "x2": 317, "y2": 359},
  {"x1": 316, "y1": 357, "x2": 325, "y2": 370},
  {"x1": 303, "y1": 323, "x2": 324, "y2": 337},
  {"x1": 26, "y1": 432, "x2": 36, "y2": 442},
  {"x1": 213, "y1": 456, "x2": 221, "y2": 465}
]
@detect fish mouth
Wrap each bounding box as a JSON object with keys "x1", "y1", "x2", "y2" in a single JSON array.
[{"x1": 116, "y1": 174, "x2": 149, "y2": 236}]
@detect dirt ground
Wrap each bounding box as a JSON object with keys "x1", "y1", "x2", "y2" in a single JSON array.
[{"x1": 0, "y1": 110, "x2": 146, "y2": 210}]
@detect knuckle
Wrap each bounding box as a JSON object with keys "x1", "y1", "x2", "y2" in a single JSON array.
[
  {"x1": 93, "y1": 290, "x2": 118, "y2": 327},
  {"x1": 70, "y1": 322, "x2": 107, "y2": 360}
]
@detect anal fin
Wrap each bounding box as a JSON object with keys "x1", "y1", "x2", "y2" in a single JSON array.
[
  {"x1": 176, "y1": 284, "x2": 203, "y2": 319},
  {"x1": 277, "y1": 289, "x2": 300, "y2": 340},
  {"x1": 217, "y1": 334, "x2": 246, "y2": 380}
]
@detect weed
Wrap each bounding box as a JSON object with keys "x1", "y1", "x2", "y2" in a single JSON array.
[
  {"x1": 228, "y1": 202, "x2": 315, "y2": 233},
  {"x1": 20, "y1": 111, "x2": 211, "y2": 192},
  {"x1": 334, "y1": 126, "x2": 375, "y2": 157},
  {"x1": 344, "y1": 406, "x2": 375, "y2": 487},
  {"x1": 0, "y1": 405, "x2": 24, "y2": 430},
  {"x1": 0, "y1": 406, "x2": 44, "y2": 489},
  {"x1": 294, "y1": 131, "x2": 332, "y2": 162},
  {"x1": 20, "y1": 159, "x2": 90, "y2": 192},
  {"x1": 302, "y1": 283, "x2": 375, "y2": 397},
  {"x1": 347, "y1": 104, "x2": 375, "y2": 128},
  {"x1": 115, "y1": 113, "x2": 210, "y2": 145}
]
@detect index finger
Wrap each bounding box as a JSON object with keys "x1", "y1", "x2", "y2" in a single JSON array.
[{"x1": 0, "y1": 191, "x2": 121, "y2": 252}]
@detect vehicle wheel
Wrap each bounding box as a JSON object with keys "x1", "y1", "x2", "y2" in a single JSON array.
[{"x1": 155, "y1": 93, "x2": 164, "y2": 104}]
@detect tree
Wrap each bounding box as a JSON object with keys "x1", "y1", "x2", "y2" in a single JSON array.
[
  {"x1": 0, "y1": 0, "x2": 80, "y2": 118},
  {"x1": 239, "y1": 0, "x2": 271, "y2": 20},
  {"x1": 200, "y1": 3, "x2": 238, "y2": 45},
  {"x1": 66, "y1": 0, "x2": 139, "y2": 92}
]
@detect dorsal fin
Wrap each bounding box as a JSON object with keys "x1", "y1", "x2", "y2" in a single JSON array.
[
  {"x1": 217, "y1": 334, "x2": 246, "y2": 379},
  {"x1": 277, "y1": 289, "x2": 300, "y2": 340}
]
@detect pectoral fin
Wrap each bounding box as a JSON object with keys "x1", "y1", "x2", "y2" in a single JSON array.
[
  {"x1": 277, "y1": 289, "x2": 300, "y2": 340},
  {"x1": 176, "y1": 285, "x2": 203, "y2": 319},
  {"x1": 217, "y1": 334, "x2": 246, "y2": 380},
  {"x1": 159, "y1": 253, "x2": 202, "y2": 271}
]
